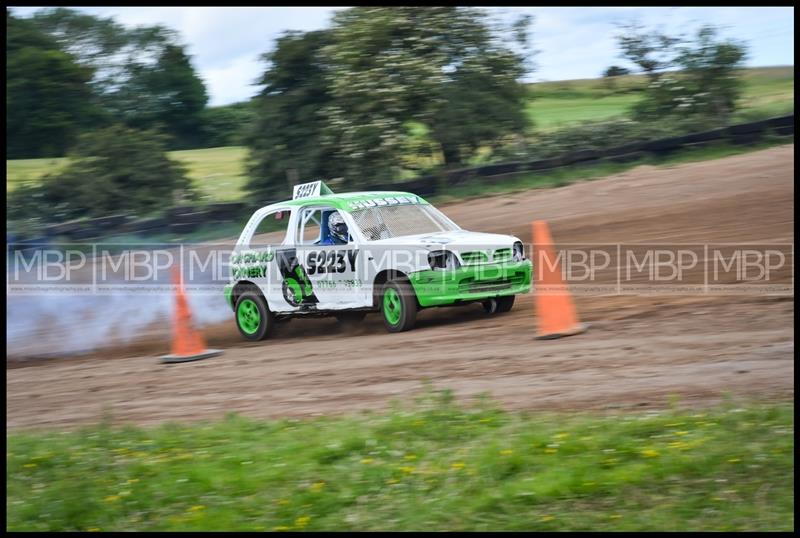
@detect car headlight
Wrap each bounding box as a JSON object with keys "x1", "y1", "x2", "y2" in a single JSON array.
[
  {"x1": 513, "y1": 241, "x2": 525, "y2": 261},
  {"x1": 428, "y1": 250, "x2": 460, "y2": 270}
]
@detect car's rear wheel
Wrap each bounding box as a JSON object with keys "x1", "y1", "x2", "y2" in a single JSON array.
[
  {"x1": 235, "y1": 291, "x2": 273, "y2": 341},
  {"x1": 381, "y1": 279, "x2": 417, "y2": 332},
  {"x1": 483, "y1": 295, "x2": 515, "y2": 314}
]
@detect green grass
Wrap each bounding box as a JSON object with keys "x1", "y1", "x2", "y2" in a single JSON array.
[
  {"x1": 431, "y1": 135, "x2": 794, "y2": 204},
  {"x1": 527, "y1": 65, "x2": 794, "y2": 130},
  {"x1": 6, "y1": 389, "x2": 794, "y2": 531},
  {"x1": 169, "y1": 146, "x2": 249, "y2": 203},
  {"x1": 526, "y1": 94, "x2": 636, "y2": 130},
  {"x1": 6, "y1": 146, "x2": 249, "y2": 203}
]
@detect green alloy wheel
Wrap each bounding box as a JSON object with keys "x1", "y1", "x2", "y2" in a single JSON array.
[
  {"x1": 235, "y1": 291, "x2": 274, "y2": 341},
  {"x1": 383, "y1": 288, "x2": 402, "y2": 325},
  {"x1": 381, "y1": 279, "x2": 417, "y2": 333}
]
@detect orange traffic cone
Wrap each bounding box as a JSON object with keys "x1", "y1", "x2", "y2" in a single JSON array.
[
  {"x1": 532, "y1": 220, "x2": 588, "y2": 340},
  {"x1": 159, "y1": 265, "x2": 223, "y2": 364}
]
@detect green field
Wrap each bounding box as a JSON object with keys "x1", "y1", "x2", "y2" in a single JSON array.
[
  {"x1": 6, "y1": 66, "x2": 793, "y2": 201},
  {"x1": 170, "y1": 146, "x2": 249, "y2": 203},
  {"x1": 6, "y1": 391, "x2": 793, "y2": 531},
  {"x1": 6, "y1": 146, "x2": 249, "y2": 203},
  {"x1": 527, "y1": 66, "x2": 794, "y2": 130}
]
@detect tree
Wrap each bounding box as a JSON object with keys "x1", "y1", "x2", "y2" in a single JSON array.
[
  {"x1": 29, "y1": 8, "x2": 208, "y2": 149},
  {"x1": 603, "y1": 65, "x2": 630, "y2": 78},
  {"x1": 429, "y1": 48, "x2": 530, "y2": 166},
  {"x1": 615, "y1": 21, "x2": 682, "y2": 82},
  {"x1": 6, "y1": 10, "x2": 97, "y2": 158},
  {"x1": 126, "y1": 44, "x2": 209, "y2": 148},
  {"x1": 628, "y1": 25, "x2": 747, "y2": 125},
  {"x1": 318, "y1": 7, "x2": 533, "y2": 185},
  {"x1": 673, "y1": 25, "x2": 747, "y2": 122},
  {"x1": 246, "y1": 7, "x2": 534, "y2": 194},
  {"x1": 246, "y1": 30, "x2": 340, "y2": 200},
  {"x1": 9, "y1": 125, "x2": 193, "y2": 222},
  {"x1": 201, "y1": 101, "x2": 256, "y2": 148},
  {"x1": 601, "y1": 65, "x2": 631, "y2": 91}
]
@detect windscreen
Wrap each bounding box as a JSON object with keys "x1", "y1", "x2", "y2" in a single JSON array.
[{"x1": 351, "y1": 204, "x2": 460, "y2": 241}]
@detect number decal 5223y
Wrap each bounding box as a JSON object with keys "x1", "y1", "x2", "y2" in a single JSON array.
[{"x1": 306, "y1": 250, "x2": 358, "y2": 275}]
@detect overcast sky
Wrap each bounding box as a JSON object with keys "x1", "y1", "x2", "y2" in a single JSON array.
[{"x1": 10, "y1": 6, "x2": 795, "y2": 107}]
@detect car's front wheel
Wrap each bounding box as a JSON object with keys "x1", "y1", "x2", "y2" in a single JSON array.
[
  {"x1": 381, "y1": 279, "x2": 417, "y2": 332},
  {"x1": 483, "y1": 295, "x2": 515, "y2": 314},
  {"x1": 235, "y1": 291, "x2": 274, "y2": 341}
]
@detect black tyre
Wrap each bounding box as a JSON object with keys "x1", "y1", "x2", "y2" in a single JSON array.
[
  {"x1": 380, "y1": 279, "x2": 418, "y2": 332},
  {"x1": 235, "y1": 291, "x2": 274, "y2": 341},
  {"x1": 484, "y1": 295, "x2": 515, "y2": 314}
]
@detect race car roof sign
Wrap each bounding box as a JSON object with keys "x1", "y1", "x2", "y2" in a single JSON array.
[{"x1": 293, "y1": 180, "x2": 333, "y2": 200}]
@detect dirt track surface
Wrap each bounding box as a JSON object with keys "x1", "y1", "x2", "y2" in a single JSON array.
[{"x1": 7, "y1": 145, "x2": 795, "y2": 431}]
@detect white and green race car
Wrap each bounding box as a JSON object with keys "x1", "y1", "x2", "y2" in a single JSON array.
[{"x1": 224, "y1": 181, "x2": 532, "y2": 340}]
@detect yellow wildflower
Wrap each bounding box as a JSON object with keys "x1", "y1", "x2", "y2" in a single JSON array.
[
  {"x1": 500, "y1": 449, "x2": 514, "y2": 456},
  {"x1": 451, "y1": 462, "x2": 466, "y2": 470},
  {"x1": 295, "y1": 516, "x2": 311, "y2": 528},
  {"x1": 104, "y1": 495, "x2": 121, "y2": 503},
  {"x1": 310, "y1": 481, "x2": 326, "y2": 492},
  {"x1": 641, "y1": 449, "x2": 660, "y2": 458},
  {"x1": 541, "y1": 515, "x2": 555, "y2": 522},
  {"x1": 361, "y1": 458, "x2": 374, "y2": 464}
]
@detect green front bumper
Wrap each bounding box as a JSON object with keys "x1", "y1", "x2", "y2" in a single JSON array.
[{"x1": 408, "y1": 260, "x2": 532, "y2": 307}]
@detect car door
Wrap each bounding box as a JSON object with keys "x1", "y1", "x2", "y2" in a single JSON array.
[
  {"x1": 235, "y1": 206, "x2": 297, "y2": 312},
  {"x1": 294, "y1": 204, "x2": 366, "y2": 310}
]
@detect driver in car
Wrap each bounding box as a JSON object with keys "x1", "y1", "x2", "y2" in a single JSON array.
[{"x1": 318, "y1": 211, "x2": 349, "y2": 245}]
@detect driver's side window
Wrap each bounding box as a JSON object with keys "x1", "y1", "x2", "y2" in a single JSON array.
[{"x1": 296, "y1": 206, "x2": 351, "y2": 246}]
